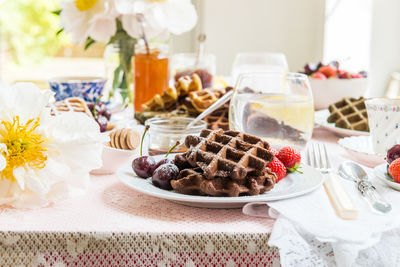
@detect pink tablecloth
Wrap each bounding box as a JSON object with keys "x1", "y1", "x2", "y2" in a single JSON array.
[{"x1": 0, "y1": 128, "x2": 345, "y2": 266}]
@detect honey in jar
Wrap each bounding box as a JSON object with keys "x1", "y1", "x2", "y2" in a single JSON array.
[{"x1": 133, "y1": 43, "x2": 169, "y2": 112}]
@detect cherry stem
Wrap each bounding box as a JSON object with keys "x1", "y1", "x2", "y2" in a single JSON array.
[
  {"x1": 140, "y1": 125, "x2": 149, "y2": 156},
  {"x1": 92, "y1": 94, "x2": 103, "y2": 118},
  {"x1": 165, "y1": 141, "x2": 180, "y2": 158}
]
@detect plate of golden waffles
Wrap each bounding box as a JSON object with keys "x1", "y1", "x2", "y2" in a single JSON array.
[
  {"x1": 134, "y1": 73, "x2": 232, "y2": 131},
  {"x1": 315, "y1": 97, "x2": 369, "y2": 137},
  {"x1": 118, "y1": 129, "x2": 323, "y2": 208}
]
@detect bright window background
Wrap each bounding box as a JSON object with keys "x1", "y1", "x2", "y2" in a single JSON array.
[
  {"x1": 323, "y1": 0, "x2": 372, "y2": 73},
  {"x1": 0, "y1": 0, "x2": 399, "y2": 96}
]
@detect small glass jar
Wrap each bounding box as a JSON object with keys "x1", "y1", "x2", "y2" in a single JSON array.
[
  {"x1": 171, "y1": 53, "x2": 216, "y2": 88},
  {"x1": 145, "y1": 117, "x2": 207, "y2": 156}
]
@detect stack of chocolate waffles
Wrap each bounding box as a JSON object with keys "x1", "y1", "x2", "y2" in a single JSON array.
[{"x1": 171, "y1": 129, "x2": 277, "y2": 197}]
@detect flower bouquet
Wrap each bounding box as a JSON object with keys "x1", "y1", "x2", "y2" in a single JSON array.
[{"x1": 57, "y1": 0, "x2": 198, "y2": 104}]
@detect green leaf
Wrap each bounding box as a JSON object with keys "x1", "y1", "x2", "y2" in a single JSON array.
[
  {"x1": 56, "y1": 28, "x2": 64, "y2": 36},
  {"x1": 51, "y1": 9, "x2": 62, "y2": 16},
  {"x1": 84, "y1": 37, "x2": 95, "y2": 50}
]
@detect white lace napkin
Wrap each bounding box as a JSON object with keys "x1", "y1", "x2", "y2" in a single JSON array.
[{"x1": 243, "y1": 173, "x2": 400, "y2": 266}]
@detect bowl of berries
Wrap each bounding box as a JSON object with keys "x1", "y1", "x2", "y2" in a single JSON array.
[{"x1": 301, "y1": 62, "x2": 369, "y2": 110}]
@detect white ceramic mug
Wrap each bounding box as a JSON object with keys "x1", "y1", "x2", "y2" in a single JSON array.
[{"x1": 366, "y1": 98, "x2": 400, "y2": 155}]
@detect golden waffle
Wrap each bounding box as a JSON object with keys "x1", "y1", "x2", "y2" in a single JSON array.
[
  {"x1": 142, "y1": 74, "x2": 202, "y2": 112},
  {"x1": 171, "y1": 159, "x2": 276, "y2": 197},
  {"x1": 184, "y1": 129, "x2": 274, "y2": 181},
  {"x1": 203, "y1": 103, "x2": 229, "y2": 131},
  {"x1": 49, "y1": 97, "x2": 92, "y2": 117},
  {"x1": 327, "y1": 97, "x2": 369, "y2": 131},
  {"x1": 175, "y1": 73, "x2": 203, "y2": 96},
  {"x1": 188, "y1": 88, "x2": 227, "y2": 113},
  {"x1": 141, "y1": 87, "x2": 178, "y2": 112}
]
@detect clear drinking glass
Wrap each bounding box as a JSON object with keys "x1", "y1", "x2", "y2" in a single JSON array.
[
  {"x1": 229, "y1": 72, "x2": 314, "y2": 150},
  {"x1": 231, "y1": 52, "x2": 288, "y2": 84}
]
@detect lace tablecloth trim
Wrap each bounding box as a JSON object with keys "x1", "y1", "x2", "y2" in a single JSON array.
[{"x1": 0, "y1": 231, "x2": 279, "y2": 266}]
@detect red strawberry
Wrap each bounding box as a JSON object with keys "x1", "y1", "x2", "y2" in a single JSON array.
[
  {"x1": 337, "y1": 70, "x2": 351, "y2": 79},
  {"x1": 318, "y1": 65, "x2": 337, "y2": 78},
  {"x1": 389, "y1": 158, "x2": 400, "y2": 183},
  {"x1": 351, "y1": 73, "x2": 363, "y2": 78},
  {"x1": 269, "y1": 147, "x2": 279, "y2": 157},
  {"x1": 267, "y1": 158, "x2": 287, "y2": 182},
  {"x1": 311, "y1": 72, "x2": 326, "y2": 80},
  {"x1": 277, "y1": 146, "x2": 302, "y2": 173}
]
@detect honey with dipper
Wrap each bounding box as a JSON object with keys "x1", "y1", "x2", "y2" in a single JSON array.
[{"x1": 134, "y1": 43, "x2": 169, "y2": 112}]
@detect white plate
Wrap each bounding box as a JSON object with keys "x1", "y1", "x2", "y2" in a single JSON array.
[
  {"x1": 315, "y1": 109, "x2": 369, "y2": 137},
  {"x1": 117, "y1": 156, "x2": 323, "y2": 209},
  {"x1": 374, "y1": 164, "x2": 400, "y2": 191},
  {"x1": 338, "y1": 136, "x2": 385, "y2": 167}
]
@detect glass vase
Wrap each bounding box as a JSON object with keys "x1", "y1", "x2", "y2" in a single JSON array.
[{"x1": 104, "y1": 38, "x2": 136, "y2": 105}]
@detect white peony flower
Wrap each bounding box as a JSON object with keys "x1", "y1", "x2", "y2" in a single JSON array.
[
  {"x1": 60, "y1": 0, "x2": 119, "y2": 44},
  {"x1": 0, "y1": 82, "x2": 107, "y2": 209},
  {"x1": 115, "y1": 0, "x2": 198, "y2": 39}
]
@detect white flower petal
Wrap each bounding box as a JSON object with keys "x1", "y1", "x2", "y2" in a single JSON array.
[
  {"x1": 5, "y1": 83, "x2": 51, "y2": 123},
  {"x1": 0, "y1": 154, "x2": 6, "y2": 172},
  {"x1": 0, "y1": 143, "x2": 8, "y2": 170},
  {"x1": 88, "y1": 17, "x2": 117, "y2": 42},
  {"x1": 60, "y1": 0, "x2": 119, "y2": 44},
  {"x1": 25, "y1": 171, "x2": 48, "y2": 196},
  {"x1": 13, "y1": 167, "x2": 25, "y2": 190},
  {"x1": 115, "y1": 0, "x2": 137, "y2": 14}
]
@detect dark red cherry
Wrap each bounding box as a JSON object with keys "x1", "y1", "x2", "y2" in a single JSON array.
[
  {"x1": 387, "y1": 144, "x2": 400, "y2": 164},
  {"x1": 152, "y1": 163, "x2": 179, "y2": 190},
  {"x1": 132, "y1": 156, "x2": 156, "y2": 178}
]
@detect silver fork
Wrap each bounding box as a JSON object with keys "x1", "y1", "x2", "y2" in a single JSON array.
[
  {"x1": 306, "y1": 143, "x2": 359, "y2": 219},
  {"x1": 306, "y1": 143, "x2": 332, "y2": 174}
]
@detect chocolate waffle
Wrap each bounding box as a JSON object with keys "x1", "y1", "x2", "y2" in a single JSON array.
[
  {"x1": 49, "y1": 97, "x2": 92, "y2": 117},
  {"x1": 327, "y1": 97, "x2": 369, "y2": 131},
  {"x1": 203, "y1": 103, "x2": 229, "y2": 130},
  {"x1": 171, "y1": 164, "x2": 276, "y2": 197},
  {"x1": 184, "y1": 129, "x2": 274, "y2": 181}
]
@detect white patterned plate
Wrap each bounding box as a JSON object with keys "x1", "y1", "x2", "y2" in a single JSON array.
[
  {"x1": 117, "y1": 155, "x2": 323, "y2": 209},
  {"x1": 315, "y1": 109, "x2": 369, "y2": 137},
  {"x1": 374, "y1": 164, "x2": 400, "y2": 191},
  {"x1": 338, "y1": 136, "x2": 385, "y2": 167}
]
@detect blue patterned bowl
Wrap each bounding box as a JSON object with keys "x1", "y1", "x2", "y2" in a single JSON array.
[{"x1": 48, "y1": 77, "x2": 106, "y2": 102}]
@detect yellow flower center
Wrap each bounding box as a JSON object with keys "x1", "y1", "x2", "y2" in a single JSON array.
[
  {"x1": 75, "y1": 0, "x2": 98, "y2": 11},
  {"x1": 0, "y1": 116, "x2": 47, "y2": 182}
]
